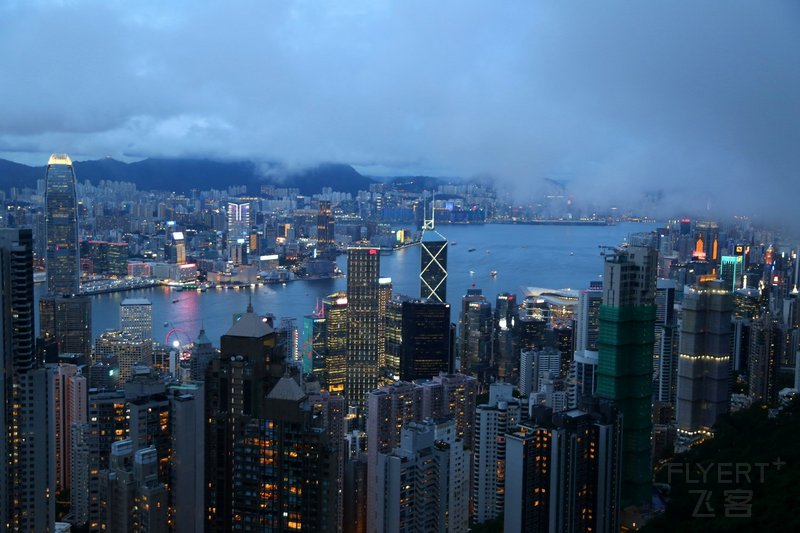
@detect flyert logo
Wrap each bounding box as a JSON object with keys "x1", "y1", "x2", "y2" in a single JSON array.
[{"x1": 665, "y1": 458, "x2": 786, "y2": 519}]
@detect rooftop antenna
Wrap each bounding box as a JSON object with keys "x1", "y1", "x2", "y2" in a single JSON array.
[{"x1": 422, "y1": 191, "x2": 435, "y2": 231}]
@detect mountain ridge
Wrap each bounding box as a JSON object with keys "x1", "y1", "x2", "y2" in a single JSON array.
[{"x1": 0, "y1": 157, "x2": 377, "y2": 196}]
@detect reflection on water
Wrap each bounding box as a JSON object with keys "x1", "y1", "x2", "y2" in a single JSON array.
[{"x1": 35, "y1": 222, "x2": 654, "y2": 345}]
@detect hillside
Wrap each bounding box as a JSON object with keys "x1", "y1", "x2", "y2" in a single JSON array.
[{"x1": 0, "y1": 157, "x2": 377, "y2": 196}]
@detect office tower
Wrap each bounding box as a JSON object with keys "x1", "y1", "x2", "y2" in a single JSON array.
[
  {"x1": 375, "y1": 420, "x2": 469, "y2": 533},
  {"x1": 323, "y1": 292, "x2": 348, "y2": 395},
  {"x1": 385, "y1": 294, "x2": 411, "y2": 379},
  {"x1": 720, "y1": 255, "x2": 744, "y2": 291},
  {"x1": 596, "y1": 245, "x2": 657, "y2": 507},
  {"x1": 460, "y1": 295, "x2": 492, "y2": 382},
  {"x1": 316, "y1": 200, "x2": 336, "y2": 253},
  {"x1": 302, "y1": 313, "x2": 327, "y2": 379},
  {"x1": 459, "y1": 288, "x2": 485, "y2": 363},
  {"x1": 189, "y1": 327, "x2": 217, "y2": 381},
  {"x1": 168, "y1": 231, "x2": 187, "y2": 265},
  {"x1": 420, "y1": 212, "x2": 448, "y2": 303},
  {"x1": 378, "y1": 277, "x2": 392, "y2": 374},
  {"x1": 120, "y1": 298, "x2": 153, "y2": 344},
  {"x1": 675, "y1": 280, "x2": 733, "y2": 440},
  {"x1": 531, "y1": 346, "x2": 563, "y2": 393},
  {"x1": 516, "y1": 314, "x2": 547, "y2": 352},
  {"x1": 400, "y1": 299, "x2": 452, "y2": 380},
  {"x1": 168, "y1": 384, "x2": 205, "y2": 533},
  {"x1": 227, "y1": 201, "x2": 251, "y2": 241},
  {"x1": 99, "y1": 441, "x2": 168, "y2": 533},
  {"x1": 346, "y1": 247, "x2": 381, "y2": 409},
  {"x1": 749, "y1": 310, "x2": 781, "y2": 405},
  {"x1": 654, "y1": 279, "x2": 679, "y2": 408},
  {"x1": 569, "y1": 349, "x2": 598, "y2": 408},
  {"x1": 45, "y1": 154, "x2": 80, "y2": 296},
  {"x1": 39, "y1": 294, "x2": 93, "y2": 363},
  {"x1": 495, "y1": 292, "x2": 518, "y2": 379},
  {"x1": 1, "y1": 228, "x2": 56, "y2": 532},
  {"x1": 504, "y1": 402, "x2": 622, "y2": 533},
  {"x1": 95, "y1": 330, "x2": 153, "y2": 384},
  {"x1": 473, "y1": 383, "x2": 521, "y2": 524}
]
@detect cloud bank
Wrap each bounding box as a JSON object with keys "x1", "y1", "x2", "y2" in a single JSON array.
[{"x1": 1, "y1": 0, "x2": 798, "y2": 220}]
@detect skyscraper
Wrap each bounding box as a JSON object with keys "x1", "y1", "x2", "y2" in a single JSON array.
[
  {"x1": 316, "y1": 200, "x2": 336, "y2": 253},
  {"x1": 45, "y1": 153, "x2": 80, "y2": 296},
  {"x1": 400, "y1": 299, "x2": 452, "y2": 381},
  {"x1": 504, "y1": 402, "x2": 622, "y2": 533},
  {"x1": 473, "y1": 383, "x2": 520, "y2": 524},
  {"x1": 596, "y1": 245, "x2": 657, "y2": 507},
  {"x1": 120, "y1": 298, "x2": 153, "y2": 344},
  {"x1": 0, "y1": 228, "x2": 56, "y2": 532},
  {"x1": 654, "y1": 279, "x2": 679, "y2": 408},
  {"x1": 323, "y1": 292, "x2": 348, "y2": 395},
  {"x1": 459, "y1": 294, "x2": 492, "y2": 382},
  {"x1": 676, "y1": 280, "x2": 733, "y2": 440},
  {"x1": 346, "y1": 247, "x2": 381, "y2": 409},
  {"x1": 420, "y1": 214, "x2": 448, "y2": 303},
  {"x1": 375, "y1": 420, "x2": 469, "y2": 533}
]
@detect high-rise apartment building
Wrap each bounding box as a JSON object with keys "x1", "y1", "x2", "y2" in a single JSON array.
[
  {"x1": 676, "y1": 280, "x2": 733, "y2": 439},
  {"x1": 0, "y1": 228, "x2": 56, "y2": 532},
  {"x1": 504, "y1": 402, "x2": 622, "y2": 533},
  {"x1": 596, "y1": 245, "x2": 657, "y2": 507},
  {"x1": 45, "y1": 154, "x2": 80, "y2": 296},
  {"x1": 375, "y1": 420, "x2": 469, "y2": 533},
  {"x1": 473, "y1": 383, "x2": 520, "y2": 524},
  {"x1": 346, "y1": 247, "x2": 381, "y2": 409}
]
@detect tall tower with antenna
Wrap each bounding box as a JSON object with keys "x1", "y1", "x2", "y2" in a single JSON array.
[{"x1": 420, "y1": 194, "x2": 448, "y2": 303}]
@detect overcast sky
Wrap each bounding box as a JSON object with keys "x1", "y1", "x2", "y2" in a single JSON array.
[{"x1": 1, "y1": 1, "x2": 798, "y2": 218}]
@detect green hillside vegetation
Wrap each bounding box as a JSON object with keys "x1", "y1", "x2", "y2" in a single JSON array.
[{"x1": 643, "y1": 398, "x2": 800, "y2": 532}]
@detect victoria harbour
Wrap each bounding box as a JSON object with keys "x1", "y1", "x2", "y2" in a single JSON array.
[{"x1": 42, "y1": 222, "x2": 656, "y2": 344}]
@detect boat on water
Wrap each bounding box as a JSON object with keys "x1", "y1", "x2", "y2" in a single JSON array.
[
  {"x1": 172, "y1": 299, "x2": 179, "y2": 303},
  {"x1": 490, "y1": 270, "x2": 498, "y2": 278},
  {"x1": 468, "y1": 248, "x2": 476, "y2": 252}
]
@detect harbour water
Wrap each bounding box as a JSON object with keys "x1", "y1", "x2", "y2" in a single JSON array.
[{"x1": 35, "y1": 222, "x2": 656, "y2": 345}]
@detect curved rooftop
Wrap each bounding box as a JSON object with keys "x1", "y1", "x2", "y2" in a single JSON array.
[{"x1": 48, "y1": 153, "x2": 73, "y2": 166}]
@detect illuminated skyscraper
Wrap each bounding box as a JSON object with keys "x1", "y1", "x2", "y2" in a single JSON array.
[
  {"x1": 45, "y1": 154, "x2": 80, "y2": 296},
  {"x1": 596, "y1": 245, "x2": 657, "y2": 507},
  {"x1": 346, "y1": 247, "x2": 381, "y2": 409},
  {"x1": 676, "y1": 280, "x2": 733, "y2": 439},
  {"x1": 420, "y1": 209, "x2": 448, "y2": 303},
  {"x1": 316, "y1": 200, "x2": 336, "y2": 253},
  {"x1": 323, "y1": 292, "x2": 348, "y2": 395},
  {"x1": 226, "y1": 201, "x2": 251, "y2": 240},
  {"x1": 120, "y1": 298, "x2": 153, "y2": 344}
]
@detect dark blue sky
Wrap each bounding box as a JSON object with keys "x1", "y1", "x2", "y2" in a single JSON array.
[{"x1": 1, "y1": 1, "x2": 798, "y2": 219}]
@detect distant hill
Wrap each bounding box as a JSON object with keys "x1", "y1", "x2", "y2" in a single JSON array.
[{"x1": 0, "y1": 157, "x2": 377, "y2": 196}]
